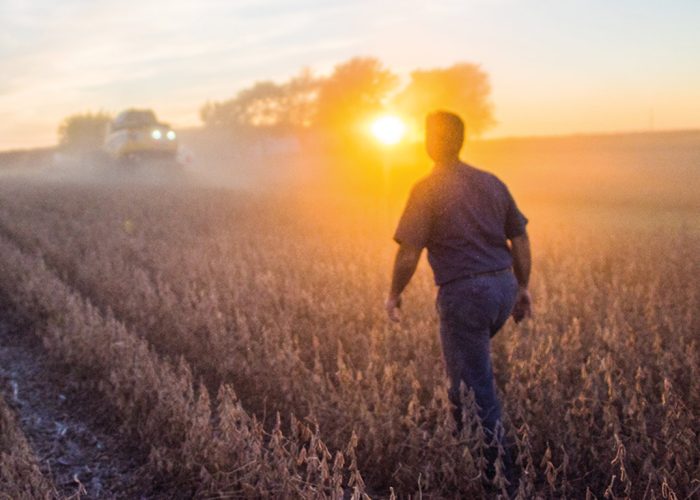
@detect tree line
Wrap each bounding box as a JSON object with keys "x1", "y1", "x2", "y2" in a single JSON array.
[
  {"x1": 58, "y1": 57, "x2": 494, "y2": 149},
  {"x1": 201, "y1": 57, "x2": 494, "y2": 139}
]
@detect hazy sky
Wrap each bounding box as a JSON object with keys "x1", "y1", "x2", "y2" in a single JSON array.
[{"x1": 2, "y1": 0, "x2": 699, "y2": 149}]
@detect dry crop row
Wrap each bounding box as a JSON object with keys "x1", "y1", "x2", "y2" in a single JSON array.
[
  {"x1": 0, "y1": 180, "x2": 698, "y2": 497},
  {"x1": 0, "y1": 233, "x2": 374, "y2": 498},
  {"x1": 0, "y1": 393, "x2": 56, "y2": 499}
]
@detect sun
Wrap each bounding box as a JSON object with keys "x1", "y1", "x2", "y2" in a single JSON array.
[{"x1": 371, "y1": 115, "x2": 406, "y2": 146}]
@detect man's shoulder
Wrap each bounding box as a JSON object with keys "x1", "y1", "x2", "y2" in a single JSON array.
[
  {"x1": 464, "y1": 163, "x2": 502, "y2": 183},
  {"x1": 410, "y1": 162, "x2": 509, "y2": 197},
  {"x1": 410, "y1": 173, "x2": 438, "y2": 197},
  {"x1": 465, "y1": 163, "x2": 510, "y2": 192}
]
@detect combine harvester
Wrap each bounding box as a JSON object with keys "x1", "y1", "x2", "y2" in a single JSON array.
[{"x1": 103, "y1": 109, "x2": 192, "y2": 175}]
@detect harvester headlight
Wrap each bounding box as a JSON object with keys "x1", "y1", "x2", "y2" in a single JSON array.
[
  {"x1": 151, "y1": 129, "x2": 162, "y2": 140},
  {"x1": 166, "y1": 130, "x2": 176, "y2": 141}
]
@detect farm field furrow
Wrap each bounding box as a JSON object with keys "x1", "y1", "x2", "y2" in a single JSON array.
[
  {"x1": 0, "y1": 178, "x2": 698, "y2": 497},
  {"x1": 0, "y1": 316, "x2": 152, "y2": 498},
  {"x1": 0, "y1": 383, "x2": 57, "y2": 498},
  {"x1": 0, "y1": 185, "x2": 346, "y2": 434},
  {"x1": 0, "y1": 230, "x2": 366, "y2": 498}
]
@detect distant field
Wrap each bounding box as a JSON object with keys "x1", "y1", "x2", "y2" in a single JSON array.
[
  {"x1": 3, "y1": 129, "x2": 699, "y2": 210},
  {"x1": 172, "y1": 128, "x2": 700, "y2": 208},
  {"x1": 468, "y1": 130, "x2": 700, "y2": 211},
  {"x1": 0, "y1": 132, "x2": 698, "y2": 498}
]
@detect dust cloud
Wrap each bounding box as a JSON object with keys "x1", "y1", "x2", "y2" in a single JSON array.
[
  {"x1": 1, "y1": 129, "x2": 699, "y2": 214},
  {"x1": 0, "y1": 129, "x2": 322, "y2": 194}
]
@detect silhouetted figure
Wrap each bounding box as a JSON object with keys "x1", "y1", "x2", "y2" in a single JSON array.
[{"x1": 385, "y1": 111, "x2": 532, "y2": 494}]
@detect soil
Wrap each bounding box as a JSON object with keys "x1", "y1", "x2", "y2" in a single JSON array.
[{"x1": 0, "y1": 317, "x2": 153, "y2": 499}]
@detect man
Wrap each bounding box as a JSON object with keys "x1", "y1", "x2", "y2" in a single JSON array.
[{"x1": 385, "y1": 111, "x2": 532, "y2": 485}]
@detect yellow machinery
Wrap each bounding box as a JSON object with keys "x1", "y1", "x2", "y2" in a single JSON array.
[{"x1": 104, "y1": 109, "x2": 178, "y2": 163}]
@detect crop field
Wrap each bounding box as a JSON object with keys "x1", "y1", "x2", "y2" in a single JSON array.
[{"x1": 0, "y1": 133, "x2": 699, "y2": 499}]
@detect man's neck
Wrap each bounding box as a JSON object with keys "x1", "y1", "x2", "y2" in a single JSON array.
[{"x1": 434, "y1": 158, "x2": 463, "y2": 170}]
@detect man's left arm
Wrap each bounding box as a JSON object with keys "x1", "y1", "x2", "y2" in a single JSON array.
[
  {"x1": 387, "y1": 182, "x2": 431, "y2": 322},
  {"x1": 385, "y1": 243, "x2": 423, "y2": 322}
]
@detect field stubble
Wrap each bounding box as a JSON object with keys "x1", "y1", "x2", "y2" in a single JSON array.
[{"x1": 0, "y1": 173, "x2": 697, "y2": 498}]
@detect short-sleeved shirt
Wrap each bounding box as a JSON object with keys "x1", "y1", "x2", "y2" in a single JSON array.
[{"x1": 393, "y1": 161, "x2": 528, "y2": 286}]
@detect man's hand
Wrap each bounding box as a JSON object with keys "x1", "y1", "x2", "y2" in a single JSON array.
[
  {"x1": 386, "y1": 244, "x2": 422, "y2": 323},
  {"x1": 510, "y1": 232, "x2": 532, "y2": 323},
  {"x1": 385, "y1": 294, "x2": 402, "y2": 323},
  {"x1": 512, "y1": 286, "x2": 532, "y2": 323}
]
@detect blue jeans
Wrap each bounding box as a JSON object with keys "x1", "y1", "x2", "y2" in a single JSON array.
[{"x1": 436, "y1": 270, "x2": 518, "y2": 435}]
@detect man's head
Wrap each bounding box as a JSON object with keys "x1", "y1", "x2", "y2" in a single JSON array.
[{"x1": 425, "y1": 111, "x2": 465, "y2": 163}]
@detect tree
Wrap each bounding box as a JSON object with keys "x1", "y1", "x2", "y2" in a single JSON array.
[
  {"x1": 201, "y1": 81, "x2": 283, "y2": 129},
  {"x1": 314, "y1": 57, "x2": 399, "y2": 139},
  {"x1": 200, "y1": 57, "x2": 399, "y2": 144},
  {"x1": 278, "y1": 68, "x2": 321, "y2": 129},
  {"x1": 57, "y1": 111, "x2": 112, "y2": 151},
  {"x1": 200, "y1": 69, "x2": 321, "y2": 133},
  {"x1": 394, "y1": 63, "x2": 495, "y2": 137}
]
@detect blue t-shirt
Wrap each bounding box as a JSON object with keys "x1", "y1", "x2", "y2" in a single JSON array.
[{"x1": 393, "y1": 161, "x2": 528, "y2": 286}]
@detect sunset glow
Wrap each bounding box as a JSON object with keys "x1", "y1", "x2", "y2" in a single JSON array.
[
  {"x1": 1, "y1": 1, "x2": 700, "y2": 149},
  {"x1": 0, "y1": 3, "x2": 698, "y2": 497},
  {"x1": 371, "y1": 115, "x2": 406, "y2": 146}
]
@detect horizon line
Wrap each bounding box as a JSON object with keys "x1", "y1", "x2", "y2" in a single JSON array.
[{"x1": 2, "y1": 126, "x2": 700, "y2": 155}]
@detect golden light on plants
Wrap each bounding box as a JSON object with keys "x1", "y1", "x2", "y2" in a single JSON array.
[
  {"x1": 371, "y1": 115, "x2": 406, "y2": 146},
  {"x1": 0, "y1": 163, "x2": 698, "y2": 496}
]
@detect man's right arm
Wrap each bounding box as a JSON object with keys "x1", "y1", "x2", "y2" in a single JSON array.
[
  {"x1": 510, "y1": 232, "x2": 532, "y2": 322},
  {"x1": 511, "y1": 232, "x2": 531, "y2": 287}
]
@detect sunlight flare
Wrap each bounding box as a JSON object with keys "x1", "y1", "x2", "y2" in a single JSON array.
[{"x1": 371, "y1": 115, "x2": 406, "y2": 146}]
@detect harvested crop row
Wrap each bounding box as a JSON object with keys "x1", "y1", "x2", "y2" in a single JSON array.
[
  {"x1": 0, "y1": 234, "x2": 374, "y2": 498},
  {"x1": 0, "y1": 394, "x2": 57, "y2": 499}
]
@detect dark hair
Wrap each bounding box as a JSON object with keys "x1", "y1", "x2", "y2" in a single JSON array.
[{"x1": 426, "y1": 111, "x2": 465, "y2": 158}]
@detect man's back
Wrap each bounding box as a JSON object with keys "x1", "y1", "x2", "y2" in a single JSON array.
[
  {"x1": 394, "y1": 161, "x2": 528, "y2": 286},
  {"x1": 386, "y1": 112, "x2": 531, "y2": 495}
]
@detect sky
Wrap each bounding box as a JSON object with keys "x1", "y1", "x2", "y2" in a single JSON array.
[{"x1": 2, "y1": 0, "x2": 699, "y2": 149}]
